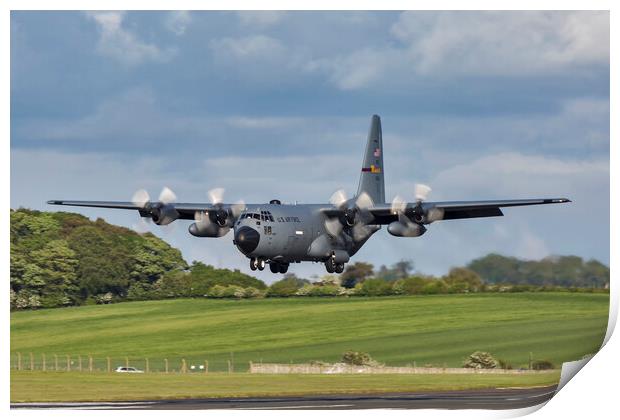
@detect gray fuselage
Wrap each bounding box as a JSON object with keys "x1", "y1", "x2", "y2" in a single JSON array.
[{"x1": 233, "y1": 204, "x2": 377, "y2": 263}]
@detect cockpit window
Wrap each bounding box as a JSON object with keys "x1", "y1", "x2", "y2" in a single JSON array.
[{"x1": 253, "y1": 214, "x2": 260, "y2": 220}]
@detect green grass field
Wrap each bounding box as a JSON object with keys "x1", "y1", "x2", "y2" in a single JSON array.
[
  {"x1": 11, "y1": 293, "x2": 608, "y2": 371},
  {"x1": 11, "y1": 371, "x2": 562, "y2": 402}
]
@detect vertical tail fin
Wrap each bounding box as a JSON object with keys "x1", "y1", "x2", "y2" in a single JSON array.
[{"x1": 356, "y1": 114, "x2": 385, "y2": 204}]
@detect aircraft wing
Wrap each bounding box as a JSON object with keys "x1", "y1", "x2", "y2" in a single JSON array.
[
  {"x1": 366, "y1": 197, "x2": 571, "y2": 224},
  {"x1": 46, "y1": 200, "x2": 238, "y2": 220}
]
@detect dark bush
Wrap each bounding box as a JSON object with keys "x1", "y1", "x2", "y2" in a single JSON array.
[
  {"x1": 341, "y1": 351, "x2": 378, "y2": 366},
  {"x1": 498, "y1": 359, "x2": 513, "y2": 370},
  {"x1": 531, "y1": 360, "x2": 555, "y2": 370}
]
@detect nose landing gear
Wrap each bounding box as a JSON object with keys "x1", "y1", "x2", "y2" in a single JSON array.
[{"x1": 250, "y1": 257, "x2": 266, "y2": 271}]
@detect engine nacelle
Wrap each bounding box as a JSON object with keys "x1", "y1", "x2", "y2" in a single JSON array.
[
  {"x1": 188, "y1": 222, "x2": 230, "y2": 237},
  {"x1": 148, "y1": 204, "x2": 179, "y2": 226},
  {"x1": 387, "y1": 221, "x2": 427, "y2": 237}
]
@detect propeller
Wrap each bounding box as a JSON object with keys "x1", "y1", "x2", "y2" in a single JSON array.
[
  {"x1": 414, "y1": 183, "x2": 432, "y2": 202},
  {"x1": 131, "y1": 186, "x2": 178, "y2": 207},
  {"x1": 206, "y1": 187, "x2": 246, "y2": 227},
  {"x1": 159, "y1": 186, "x2": 177, "y2": 204},
  {"x1": 324, "y1": 189, "x2": 375, "y2": 240},
  {"x1": 391, "y1": 183, "x2": 444, "y2": 224},
  {"x1": 130, "y1": 186, "x2": 180, "y2": 228},
  {"x1": 132, "y1": 189, "x2": 150, "y2": 208}
]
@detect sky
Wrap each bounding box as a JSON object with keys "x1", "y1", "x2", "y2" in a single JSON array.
[{"x1": 10, "y1": 11, "x2": 610, "y2": 282}]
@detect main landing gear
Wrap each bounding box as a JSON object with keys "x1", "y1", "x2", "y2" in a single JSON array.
[
  {"x1": 325, "y1": 257, "x2": 344, "y2": 274},
  {"x1": 270, "y1": 262, "x2": 289, "y2": 274},
  {"x1": 249, "y1": 257, "x2": 265, "y2": 271}
]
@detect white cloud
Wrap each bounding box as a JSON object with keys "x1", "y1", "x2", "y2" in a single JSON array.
[
  {"x1": 209, "y1": 35, "x2": 286, "y2": 60},
  {"x1": 305, "y1": 11, "x2": 609, "y2": 90},
  {"x1": 305, "y1": 48, "x2": 393, "y2": 91},
  {"x1": 85, "y1": 11, "x2": 174, "y2": 66},
  {"x1": 165, "y1": 11, "x2": 192, "y2": 36},
  {"x1": 431, "y1": 152, "x2": 608, "y2": 200},
  {"x1": 391, "y1": 11, "x2": 609, "y2": 76},
  {"x1": 17, "y1": 87, "x2": 164, "y2": 141}
]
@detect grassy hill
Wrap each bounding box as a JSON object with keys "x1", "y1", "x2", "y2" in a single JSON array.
[{"x1": 11, "y1": 293, "x2": 608, "y2": 372}]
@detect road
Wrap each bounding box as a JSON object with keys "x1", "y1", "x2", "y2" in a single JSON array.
[{"x1": 12, "y1": 385, "x2": 557, "y2": 410}]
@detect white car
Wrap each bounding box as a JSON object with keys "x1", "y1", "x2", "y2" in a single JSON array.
[{"x1": 115, "y1": 366, "x2": 144, "y2": 373}]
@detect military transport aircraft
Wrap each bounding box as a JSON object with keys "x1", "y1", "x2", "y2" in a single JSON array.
[{"x1": 48, "y1": 115, "x2": 570, "y2": 274}]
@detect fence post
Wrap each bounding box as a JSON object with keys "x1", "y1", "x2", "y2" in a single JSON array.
[
  {"x1": 42, "y1": 354, "x2": 46, "y2": 372},
  {"x1": 529, "y1": 352, "x2": 533, "y2": 370},
  {"x1": 17, "y1": 352, "x2": 22, "y2": 371},
  {"x1": 205, "y1": 360, "x2": 208, "y2": 375},
  {"x1": 89, "y1": 355, "x2": 93, "y2": 372},
  {"x1": 107, "y1": 357, "x2": 111, "y2": 373},
  {"x1": 249, "y1": 361, "x2": 253, "y2": 373},
  {"x1": 66, "y1": 355, "x2": 70, "y2": 372},
  {"x1": 165, "y1": 358, "x2": 169, "y2": 374},
  {"x1": 146, "y1": 358, "x2": 149, "y2": 374},
  {"x1": 125, "y1": 357, "x2": 129, "y2": 370},
  {"x1": 78, "y1": 355, "x2": 82, "y2": 372},
  {"x1": 30, "y1": 352, "x2": 34, "y2": 370},
  {"x1": 228, "y1": 360, "x2": 232, "y2": 374},
  {"x1": 181, "y1": 359, "x2": 186, "y2": 374},
  {"x1": 54, "y1": 354, "x2": 58, "y2": 371}
]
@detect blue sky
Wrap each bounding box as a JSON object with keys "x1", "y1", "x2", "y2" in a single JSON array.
[{"x1": 10, "y1": 11, "x2": 610, "y2": 281}]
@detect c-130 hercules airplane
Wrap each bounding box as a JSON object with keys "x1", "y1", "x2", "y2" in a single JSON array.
[{"x1": 49, "y1": 115, "x2": 570, "y2": 274}]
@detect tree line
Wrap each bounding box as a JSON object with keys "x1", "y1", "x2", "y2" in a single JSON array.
[
  {"x1": 10, "y1": 209, "x2": 609, "y2": 310},
  {"x1": 10, "y1": 209, "x2": 262, "y2": 309}
]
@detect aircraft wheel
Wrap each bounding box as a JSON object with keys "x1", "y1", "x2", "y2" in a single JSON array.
[
  {"x1": 269, "y1": 263, "x2": 279, "y2": 273},
  {"x1": 257, "y1": 259, "x2": 266, "y2": 271},
  {"x1": 279, "y1": 263, "x2": 289, "y2": 274},
  {"x1": 250, "y1": 257, "x2": 257, "y2": 271},
  {"x1": 325, "y1": 259, "x2": 335, "y2": 273},
  {"x1": 335, "y1": 263, "x2": 344, "y2": 274}
]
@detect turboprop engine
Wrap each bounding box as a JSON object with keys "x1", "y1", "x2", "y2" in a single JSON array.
[
  {"x1": 387, "y1": 221, "x2": 427, "y2": 237},
  {"x1": 144, "y1": 203, "x2": 179, "y2": 226},
  {"x1": 188, "y1": 220, "x2": 229, "y2": 237}
]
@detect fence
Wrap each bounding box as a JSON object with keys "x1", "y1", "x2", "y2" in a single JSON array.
[
  {"x1": 11, "y1": 354, "x2": 558, "y2": 375},
  {"x1": 248, "y1": 362, "x2": 557, "y2": 375},
  {"x1": 10, "y1": 352, "x2": 243, "y2": 374}
]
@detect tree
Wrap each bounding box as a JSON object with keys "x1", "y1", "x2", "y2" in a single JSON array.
[
  {"x1": 375, "y1": 260, "x2": 413, "y2": 281},
  {"x1": 340, "y1": 262, "x2": 374, "y2": 288},
  {"x1": 357, "y1": 279, "x2": 393, "y2": 296},
  {"x1": 393, "y1": 260, "x2": 414, "y2": 279},
  {"x1": 393, "y1": 275, "x2": 432, "y2": 295},
  {"x1": 266, "y1": 278, "x2": 303, "y2": 297},
  {"x1": 29, "y1": 240, "x2": 79, "y2": 307},
  {"x1": 130, "y1": 234, "x2": 187, "y2": 285},
  {"x1": 467, "y1": 253, "x2": 609, "y2": 288},
  {"x1": 444, "y1": 267, "x2": 483, "y2": 292}
]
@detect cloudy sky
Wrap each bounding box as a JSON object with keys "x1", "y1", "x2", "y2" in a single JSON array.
[{"x1": 10, "y1": 11, "x2": 609, "y2": 281}]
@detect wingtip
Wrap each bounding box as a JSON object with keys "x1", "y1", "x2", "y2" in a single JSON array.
[{"x1": 47, "y1": 200, "x2": 61, "y2": 205}]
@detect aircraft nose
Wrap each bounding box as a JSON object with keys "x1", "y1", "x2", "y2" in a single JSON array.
[{"x1": 235, "y1": 226, "x2": 260, "y2": 254}]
